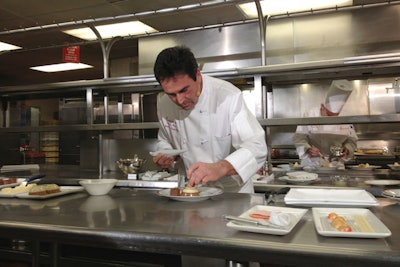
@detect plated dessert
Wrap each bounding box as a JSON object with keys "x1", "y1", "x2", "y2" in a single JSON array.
[
  {"x1": 170, "y1": 186, "x2": 200, "y2": 196},
  {"x1": 387, "y1": 162, "x2": 400, "y2": 170},
  {"x1": 158, "y1": 186, "x2": 223, "y2": 202}
]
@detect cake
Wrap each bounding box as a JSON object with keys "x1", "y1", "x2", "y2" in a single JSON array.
[
  {"x1": 170, "y1": 187, "x2": 181, "y2": 196},
  {"x1": 0, "y1": 177, "x2": 17, "y2": 185},
  {"x1": 180, "y1": 186, "x2": 200, "y2": 196},
  {"x1": 28, "y1": 184, "x2": 61, "y2": 195},
  {"x1": 0, "y1": 183, "x2": 36, "y2": 195}
]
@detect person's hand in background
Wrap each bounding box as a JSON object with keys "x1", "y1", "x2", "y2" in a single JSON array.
[
  {"x1": 152, "y1": 154, "x2": 175, "y2": 169},
  {"x1": 307, "y1": 146, "x2": 322, "y2": 157}
]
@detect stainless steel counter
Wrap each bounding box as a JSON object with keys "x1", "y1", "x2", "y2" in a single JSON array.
[{"x1": 0, "y1": 188, "x2": 399, "y2": 267}]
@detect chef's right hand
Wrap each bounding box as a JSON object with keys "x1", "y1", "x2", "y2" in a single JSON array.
[
  {"x1": 307, "y1": 146, "x2": 321, "y2": 157},
  {"x1": 152, "y1": 154, "x2": 175, "y2": 169}
]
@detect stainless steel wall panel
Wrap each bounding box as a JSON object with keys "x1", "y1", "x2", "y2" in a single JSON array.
[{"x1": 138, "y1": 23, "x2": 261, "y2": 75}]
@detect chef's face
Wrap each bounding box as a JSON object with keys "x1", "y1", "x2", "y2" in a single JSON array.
[{"x1": 160, "y1": 69, "x2": 202, "y2": 110}]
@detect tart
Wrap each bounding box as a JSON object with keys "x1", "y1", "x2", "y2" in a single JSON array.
[{"x1": 181, "y1": 186, "x2": 200, "y2": 196}]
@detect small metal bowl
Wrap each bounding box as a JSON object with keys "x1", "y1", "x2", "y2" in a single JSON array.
[{"x1": 116, "y1": 157, "x2": 146, "y2": 174}]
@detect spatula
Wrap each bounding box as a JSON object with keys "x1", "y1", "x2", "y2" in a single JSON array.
[{"x1": 20, "y1": 174, "x2": 46, "y2": 186}]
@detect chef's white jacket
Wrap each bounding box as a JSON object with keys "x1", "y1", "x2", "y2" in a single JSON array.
[
  {"x1": 293, "y1": 124, "x2": 358, "y2": 168},
  {"x1": 156, "y1": 75, "x2": 267, "y2": 193}
]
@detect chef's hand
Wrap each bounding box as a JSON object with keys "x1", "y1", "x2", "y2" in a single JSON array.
[
  {"x1": 341, "y1": 145, "x2": 349, "y2": 157},
  {"x1": 307, "y1": 146, "x2": 322, "y2": 157},
  {"x1": 187, "y1": 160, "x2": 236, "y2": 186},
  {"x1": 152, "y1": 154, "x2": 175, "y2": 169}
]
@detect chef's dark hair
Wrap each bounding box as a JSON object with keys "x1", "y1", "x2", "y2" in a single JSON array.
[{"x1": 154, "y1": 46, "x2": 198, "y2": 83}]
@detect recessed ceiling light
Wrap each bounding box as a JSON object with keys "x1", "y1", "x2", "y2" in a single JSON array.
[
  {"x1": 30, "y1": 63, "x2": 93, "y2": 73},
  {"x1": 0, "y1": 42, "x2": 22, "y2": 52},
  {"x1": 63, "y1": 21, "x2": 158, "y2": 41},
  {"x1": 239, "y1": 0, "x2": 353, "y2": 17}
]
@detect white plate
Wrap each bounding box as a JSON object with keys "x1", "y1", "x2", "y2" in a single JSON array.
[
  {"x1": 381, "y1": 193, "x2": 400, "y2": 202},
  {"x1": 252, "y1": 174, "x2": 274, "y2": 184},
  {"x1": 277, "y1": 164, "x2": 303, "y2": 170},
  {"x1": 287, "y1": 171, "x2": 318, "y2": 179},
  {"x1": 149, "y1": 149, "x2": 186, "y2": 157},
  {"x1": 0, "y1": 182, "x2": 20, "y2": 190},
  {"x1": 226, "y1": 205, "x2": 307, "y2": 235},
  {"x1": 157, "y1": 187, "x2": 223, "y2": 202},
  {"x1": 382, "y1": 189, "x2": 400, "y2": 199},
  {"x1": 316, "y1": 166, "x2": 337, "y2": 171},
  {"x1": 387, "y1": 164, "x2": 400, "y2": 170},
  {"x1": 16, "y1": 186, "x2": 85, "y2": 199},
  {"x1": 347, "y1": 165, "x2": 381, "y2": 171},
  {"x1": 284, "y1": 188, "x2": 379, "y2": 207},
  {"x1": 364, "y1": 179, "x2": 400, "y2": 186},
  {"x1": 278, "y1": 176, "x2": 318, "y2": 185},
  {"x1": 312, "y1": 208, "x2": 391, "y2": 238}
]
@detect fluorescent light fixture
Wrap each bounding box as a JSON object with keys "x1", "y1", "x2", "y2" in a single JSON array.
[
  {"x1": 0, "y1": 42, "x2": 22, "y2": 52},
  {"x1": 239, "y1": 0, "x2": 353, "y2": 17},
  {"x1": 30, "y1": 63, "x2": 93, "y2": 73},
  {"x1": 63, "y1": 21, "x2": 158, "y2": 41}
]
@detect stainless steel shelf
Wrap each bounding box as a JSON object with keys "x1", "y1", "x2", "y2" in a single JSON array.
[
  {"x1": 260, "y1": 114, "x2": 400, "y2": 126},
  {"x1": 0, "y1": 122, "x2": 160, "y2": 133}
]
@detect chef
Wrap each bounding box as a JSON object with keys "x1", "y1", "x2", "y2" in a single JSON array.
[
  {"x1": 293, "y1": 80, "x2": 358, "y2": 168},
  {"x1": 152, "y1": 46, "x2": 267, "y2": 193}
]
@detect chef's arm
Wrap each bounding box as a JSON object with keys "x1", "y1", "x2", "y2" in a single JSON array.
[
  {"x1": 342, "y1": 125, "x2": 358, "y2": 158},
  {"x1": 293, "y1": 131, "x2": 312, "y2": 158},
  {"x1": 217, "y1": 160, "x2": 237, "y2": 176},
  {"x1": 343, "y1": 137, "x2": 358, "y2": 158},
  {"x1": 187, "y1": 160, "x2": 237, "y2": 187}
]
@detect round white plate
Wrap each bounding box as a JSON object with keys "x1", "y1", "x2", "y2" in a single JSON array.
[
  {"x1": 347, "y1": 165, "x2": 381, "y2": 171},
  {"x1": 382, "y1": 189, "x2": 400, "y2": 202},
  {"x1": 365, "y1": 180, "x2": 400, "y2": 186},
  {"x1": 387, "y1": 164, "x2": 400, "y2": 171},
  {"x1": 278, "y1": 176, "x2": 318, "y2": 185},
  {"x1": 287, "y1": 171, "x2": 318, "y2": 179},
  {"x1": 316, "y1": 166, "x2": 337, "y2": 171},
  {"x1": 277, "y1": 164, "x2": 303, "y2": 170},
  {"x1": 157, "y1": 187, "x2": 223, "y2": 202},
  {"x1": 149, "y1": 149, "x2": 186, "y2": 157}
]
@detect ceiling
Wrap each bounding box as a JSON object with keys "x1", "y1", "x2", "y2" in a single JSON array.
[{"x1": 0, "y1": 0, "x2": 390, "y2": 87}]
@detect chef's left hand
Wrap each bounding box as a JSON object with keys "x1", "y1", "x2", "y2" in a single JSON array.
[
  {"x1": 187, "y1": 160, "x2": 236, "y2": 186},
  {"x1": 152, "y1": 154, "x2": 175, "y2": 169}
]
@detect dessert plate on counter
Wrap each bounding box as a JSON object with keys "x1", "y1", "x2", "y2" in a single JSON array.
[
  {"x1": 157, "y1": 187, "x2": 223, "y2": 202},
  {"x1": 381, "y1": 189, "x2": 400, "y2": 202},
  {"x1": 312, "y1": 208, "x2": 391, "y2": 238},
  {"x1": 347, "y1": 165, "x2": 381, "y2": 171},
  {"x1": 16, "y1": 186, "x2": 85, "y2": 199},
  {"x1": 277, "y1": 164, "x2": 303, "y2": 170},
  {"x1": 316, "y1": 165, "x2": 337, "y2": 171},
  {"x1": 278, "y1": 175, "x2": 318, "y2": 185},
  {"x1": 226, "y1": 205, "x2": 307, "y2": 235},
  {"x1": 387, "y1": 164, "x2": 400, "y2": 170},
  {"x1": 280, "y1": 171, "x2": 319, "y2": 185}
]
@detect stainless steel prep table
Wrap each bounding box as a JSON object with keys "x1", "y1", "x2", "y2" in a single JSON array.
[{"x1": 0, "y1": 188, "x2": 399, "y2": 267}]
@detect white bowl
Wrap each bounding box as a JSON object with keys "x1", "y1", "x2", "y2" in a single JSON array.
[{"x1": 79, "y1": 179, "x2": 117, "y2": 196}]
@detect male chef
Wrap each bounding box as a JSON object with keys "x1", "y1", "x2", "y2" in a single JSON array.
[{"x1": 152, "y1": 46, "x2": 267, "y2": 193}]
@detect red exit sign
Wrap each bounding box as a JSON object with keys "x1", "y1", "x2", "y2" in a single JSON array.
[{"x1": 62, "y1": 46, "x2": 80, "y2": 63}]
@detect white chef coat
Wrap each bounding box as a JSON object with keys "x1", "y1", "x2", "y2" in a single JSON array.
[
  {"x1": 293, "y1": 124, "x2": 358, "y2": 168},
  {"x1": 156, "y1": 75, "x2": 267, "y2": 193}
]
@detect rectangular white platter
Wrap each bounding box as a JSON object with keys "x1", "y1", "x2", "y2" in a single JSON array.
[
  {"x1": 312, "y1": 207, "x2": 391, "y2": 238},
  {"x1": 14, "y1": 186, "x2": 84, "y2": 200},
  {"x1": 226, "y1": 205, "x2": 308, "y2": 235}
]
